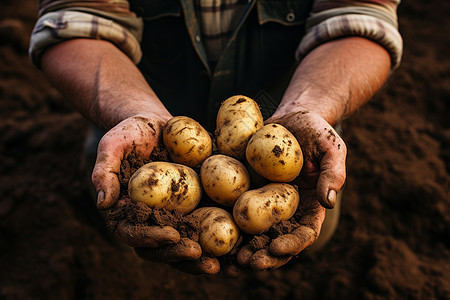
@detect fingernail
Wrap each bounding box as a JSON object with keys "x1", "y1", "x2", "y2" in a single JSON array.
[
  {"x1": 327, "y1": 189, "x2": 336, "y2": 208},
  {"x1": 97, "y1": 190, "x2": 105, "y2": 207}
]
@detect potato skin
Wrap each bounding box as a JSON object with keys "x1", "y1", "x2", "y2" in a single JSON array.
[
  {"x1": 233, "y1": 183, "x2": 299, "y2": 234},
  {"x1": 128, "y1": 162, "x2": 202, "y2": 215},
  {"x1": 215, "y1": 95, "x2": 264, "y2": 160},
  {"x1": 246, "y1": 123, "x2": 303, "y2": 182},
  {"x1": 189, "y1": 207, "x2": 240, "y2": 257},
  {"x1": 200, "y1": 155, "x2": 250, "y2": 206},
  {"x1": 163, "y1": 116, "x2": 213, "y2": 168}
]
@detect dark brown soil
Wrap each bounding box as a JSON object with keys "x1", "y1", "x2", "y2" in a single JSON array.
[{"x1": 1, "y1": 0, "x2": 449, "y2": 299}]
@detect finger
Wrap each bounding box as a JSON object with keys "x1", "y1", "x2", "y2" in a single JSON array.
[
  {"x1": 92, "y1": 118, "x2": 161, "y2": 209},
  {"x1": 316, "y1": 129, "x2": 347, "y2": 208},
  {"x1": 249, "y1": 249, "x2": 292, "y2": 271},
  {"x1": 269, "y1": 225, "x2": 317, "y2": 256},
  {"x1": 221, "y1": 254, "x2": 246, "y2": 277},
  {"x1": 236, "y1": 244, "x2": 254, "y2": 266},
  {"x1": 92, "y1": 133, "x2": 126, "y2": 209},
  {"x1": 269, "y1": 194, "x2": 325, "y2": 256},
  {"x1": 115, "y1": 220, "x2": 180, "y2": 248},
  {"x1": 223, "y1": 263, "x2": 246, "y2": 277},
  {"x1": 169, "y1": 256, "x2": 221, "y2": 275},
  {"x1": 135, "y1": 237, "x2": 202, "y2": 262}
]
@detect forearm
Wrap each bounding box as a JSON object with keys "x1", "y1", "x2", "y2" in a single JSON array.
[
  {"x1": 41, "y1": 39, "x2": 172, "y2": 130},
  {"x1": 274, "y1": 37, "x2": 391, "y2": 126}
]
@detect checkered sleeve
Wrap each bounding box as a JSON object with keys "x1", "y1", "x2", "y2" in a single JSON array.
[
  {"x1": 296, "y1": 0, "x2": 403, "y2": 70},
  {"x1": 29, "y1": 0, "x2": 143, "y2": 67}
]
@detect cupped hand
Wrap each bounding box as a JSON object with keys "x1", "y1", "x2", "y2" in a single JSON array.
[
  {"x1": 231, "y1": 111, "x2": 347, "y2": 273},
  {"x1": 107, "y1": 198, "x2": 220, "y2": 275},
  {"x1": 92, "y1": 115, "x2": 166, "y2": 209},
  {"x1": 91, "y1": 115, "x2": 220, "y2": 275},
  {"x1": 272, "y1": 111, "x2": 347, "y2": 209}
]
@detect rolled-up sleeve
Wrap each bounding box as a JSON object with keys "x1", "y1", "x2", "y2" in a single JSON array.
[
  {"x1": 29, "y1": 0, "x2": 144, "y2": 67},
  {"x1": 297, "y1": 0, "x2": 403, "y2": 70}
]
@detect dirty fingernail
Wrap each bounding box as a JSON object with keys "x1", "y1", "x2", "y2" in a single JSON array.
[
  {"x1": 97, "y1": 190, "x2": 105, "y2": 207},
  {"x1": 327, "y1": 189, "x2": 336, "y2": 208}
]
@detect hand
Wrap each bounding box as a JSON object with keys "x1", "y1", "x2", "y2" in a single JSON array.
[
  {"x1": 91, "y1": 115, "x2": 220, "y2": 274},
  {"x1": 108, "y1": 198, "x2": 220, "y2": 275},
  {"x1": 233, "y1": 111, "x2": 347, "y2": 272},
  {"x1": 92, "y1": 115, "x2": 165, "y2": 208}
]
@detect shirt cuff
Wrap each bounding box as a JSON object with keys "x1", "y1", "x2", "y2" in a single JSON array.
[
  {"x1": 296, "y1": 13, "x2": 403, "y2": 70},
  {"x1": 29, "y1": 10, "x2": 143, "y2": 67}
]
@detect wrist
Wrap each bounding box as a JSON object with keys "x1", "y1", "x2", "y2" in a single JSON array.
[
  {"x1": 274, "y1": 37, "x2": 391, "y2": 126},
  {"x1": 272, "y1": 89, "x2": 347, "y2": 126},
  {"x1": 92, "y1": 93, "x2": 173, "y2": 130}
]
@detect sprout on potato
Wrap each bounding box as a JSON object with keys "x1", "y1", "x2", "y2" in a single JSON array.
[
  {"x1": 246, "y1": 123, "x2": 303, "y2": 182},
  {"x1": 189, "y1": 207, "x2": 240, "y2": 257},
  {"x1": 163, "y1": 116, "x2": 213, "y2": 168},
  {"x1": 128, "y1": 161, "x2": 202, "y2": 215},
  {"x1": 215, "y1": 95, "x2": 264, "y2": 160},
  {"x1": 233, "y1": 183, "x2": 299, "y2": 234},
  {"x1": 200, "y1": 154, "x2": 250, "y2": 206}
]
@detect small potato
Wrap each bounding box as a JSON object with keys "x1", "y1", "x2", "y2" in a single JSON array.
[
  {"x1": 128, "y1": 162, "x2": 202, "y2": 214},
  {"x1": 233, "y1": 183, "x2": 299, "y2": 234},
  {"x1": 163, "y1": 116, "x2": 213, "y2": 168},
  {"x1": 200, "y1": 155, "x2": 250, "y2": 206},
  {"x1": 215, "y1": 95, "x2": 264, "y2": 160},
  {"x1": 246, "y1": 123, "x2": 303, "y2": 182},
  {"x1": 189, "y1": 207, "x2": 240, "y2": 257}
]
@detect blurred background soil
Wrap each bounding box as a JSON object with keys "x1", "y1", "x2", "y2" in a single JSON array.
[{"x1": 0, "y1": 0, "x2": 449, "y2": 299}]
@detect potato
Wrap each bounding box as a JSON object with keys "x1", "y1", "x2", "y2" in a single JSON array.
[
  {"x1": 246, "y1": 123, "x2": 303, "y2": 182},
  {"x1": 128, "y1": 161, "x2": 202, "y2": 214},
  {"x1": 189, "y1": 207, "x2": 240, "y2": 257},
  {"x1": 200, "y1": 154, "x2": 251, "y2": 206},
  {"x1": 163, "y1": 116, "x2": 213, "y2": 168},
  {"x1": 233, "y1": 183, "x2": 299, "y2": 234},
  {"x1": 215, "y1": 95, "x2": 264, "y2": 159}
]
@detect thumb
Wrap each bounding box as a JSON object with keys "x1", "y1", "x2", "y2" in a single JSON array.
[
  {"x1": 91, "y1": 116, "x2": 162, "y2": 209},
  {"x1": 91, "y1": 130, "x2": 128, "y2": 209},
  {"x1": 316, "y1": 142, "x2": 347, "y2": 209}
]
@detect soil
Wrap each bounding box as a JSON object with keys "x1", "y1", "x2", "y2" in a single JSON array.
[{"x1": 1, "y1": 0, "x2": 449, "y2": 299}]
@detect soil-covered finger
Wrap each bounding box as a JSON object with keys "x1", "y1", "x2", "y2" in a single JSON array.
[
  {"x1": 220, "y1": 253, "x2": 246, "y2": 277},
  {"x1": 223, "y1": 263, "x2": 246, "y2": 277},
  {"x1": 169, "y1": 256, "x2": 220, "y2": 275},
  {"x1": 92, "y1": 138, "x2": 123, "y2": 209},
  {"x1": 134, "y1": 237, "x2": 202, "y2": 262},
  {"x1": 115, "y1": 220, "x2": 180, "y2": 248},
  {"x1": 316, "y1": 170, "x2": 345, "y2": 209},
  {"x1": 236, "y1": 244, "x2": 254, "y2": 265},
  {"x1": 92, "y1": 166, "x2": 121, "y2": 210},
  {"x1": 316, "y1": 144, "x2": 346, "y2": 209},
  {"x1": 269, "y1": 226, "x2": 316, "y2": 256},
  {"x1": 249, "y1": 249, "x2": 292, "y2": 271}
]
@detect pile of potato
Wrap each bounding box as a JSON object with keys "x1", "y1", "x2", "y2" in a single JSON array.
[{"x1": 127, "y1": 95, "x2": 303, "y2": 257}]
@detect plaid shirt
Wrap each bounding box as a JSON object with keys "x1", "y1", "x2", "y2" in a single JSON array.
[
  {"x1": 194, "y1": 0, "x2": 248, "y2": 63},
  {"x1": 30, "y1": 0, "x2": 403, "y2": 68}
]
